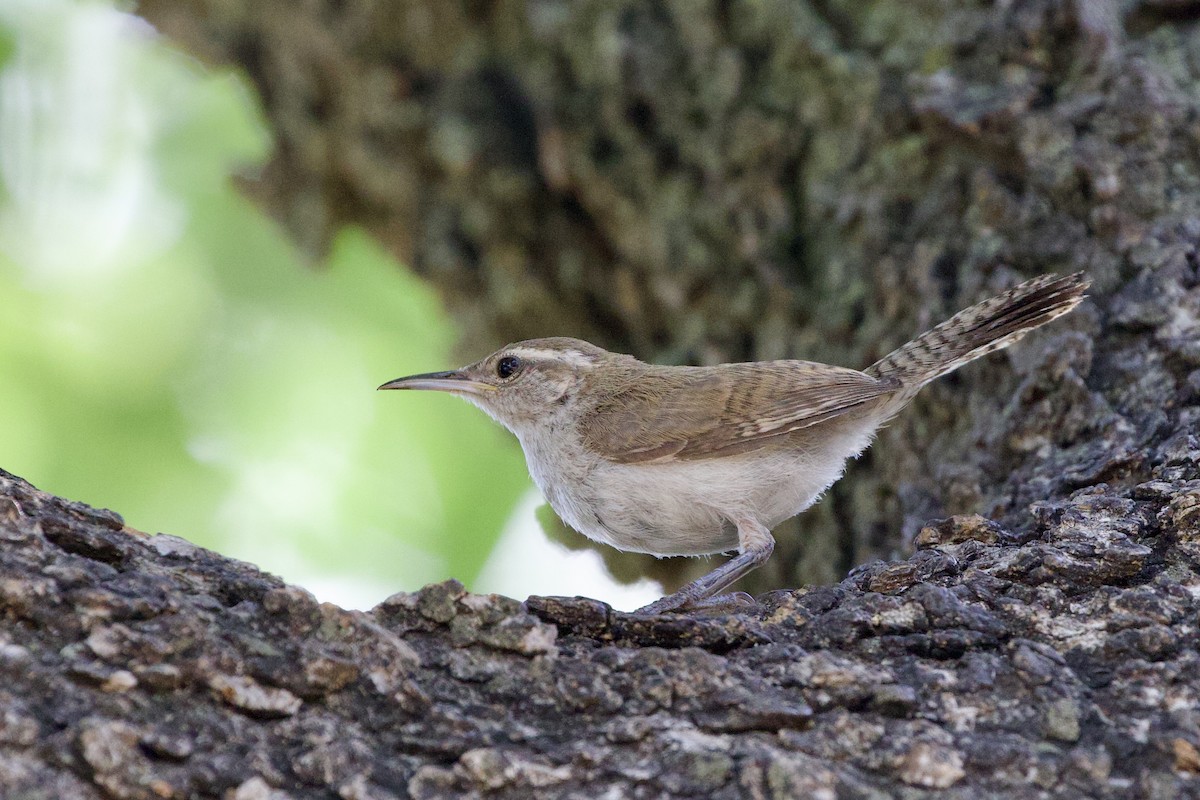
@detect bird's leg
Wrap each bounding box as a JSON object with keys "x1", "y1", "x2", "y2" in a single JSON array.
[{"x1": 635, "y1": 517, "x2": 775, "y2": 615}]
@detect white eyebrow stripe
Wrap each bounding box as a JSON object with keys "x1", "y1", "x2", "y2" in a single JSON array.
[{"x1": 506, "y1": 347, "x2": 595, "y2": 367}]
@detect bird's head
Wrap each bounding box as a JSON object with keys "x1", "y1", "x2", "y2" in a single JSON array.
[{"x1": 379, "y1": 337, "x2": 621, "y2": 433}]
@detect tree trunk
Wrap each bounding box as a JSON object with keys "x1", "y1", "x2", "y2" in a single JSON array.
[
  {"x1": 135, "y1": 0, "x2": 1200, "y2": 598},
  {"x1": 4, "y1": 1, "x2": 1185, "y2": 793}
]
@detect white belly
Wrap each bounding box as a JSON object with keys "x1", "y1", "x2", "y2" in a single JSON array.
[{"x1": 517, "y1": 419, "x2": 880, "y2": 558}]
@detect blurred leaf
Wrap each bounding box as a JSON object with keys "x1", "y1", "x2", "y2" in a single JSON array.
[
  {"x1": 0, "y1": 19, "x2": 13, "y2": 71},
  {"x1": 155, "y1": 65, "x2": 272, "y2": 195}
]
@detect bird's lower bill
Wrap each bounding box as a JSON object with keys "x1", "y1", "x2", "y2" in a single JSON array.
[{"x1": 377, "y1": 371, "x2": 495, "y2": 396}]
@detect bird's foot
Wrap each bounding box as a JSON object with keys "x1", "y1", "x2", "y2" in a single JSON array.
[{"x1": 634, "y1": 590, "x2": 756, "y2": 616}]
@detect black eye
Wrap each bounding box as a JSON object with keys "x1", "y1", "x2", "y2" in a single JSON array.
[{"x1": 497, "y1": 355, "x2": 521, "y2": 379}]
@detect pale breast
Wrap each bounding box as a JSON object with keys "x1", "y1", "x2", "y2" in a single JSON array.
[{"x1": 517, "y1": 408, "x2": 885, "y2": 558}]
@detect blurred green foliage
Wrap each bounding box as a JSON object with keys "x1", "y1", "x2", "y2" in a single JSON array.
[{"x1": 0, "y1": 0, "x2": 528, "y2": 605}]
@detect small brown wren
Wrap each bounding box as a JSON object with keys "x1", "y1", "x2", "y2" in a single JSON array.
[{"x1": 380, "y1": 273, "x2": 1088, "y2": 614}]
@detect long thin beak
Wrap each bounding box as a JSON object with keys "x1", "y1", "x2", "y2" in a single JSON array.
[{"x1": 377, "y1": 370, "x2": 495, "y2": 396}]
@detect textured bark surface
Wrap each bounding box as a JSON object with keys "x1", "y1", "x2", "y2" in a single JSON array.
[
  {"x1": 14, "y1": 2, "x2": 1188, "y2": 794},
  {"x1": 2, "y1": 468, "x2": 1199, "y2": 798}
]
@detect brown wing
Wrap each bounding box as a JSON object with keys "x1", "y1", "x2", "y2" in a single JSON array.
[{"x1": 581, "y1": 361, "x2": 892, "y2": 464}]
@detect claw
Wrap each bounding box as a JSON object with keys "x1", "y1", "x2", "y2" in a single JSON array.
[{"x1": 633, "y1": 590, "x2": 757, "y2": 616}]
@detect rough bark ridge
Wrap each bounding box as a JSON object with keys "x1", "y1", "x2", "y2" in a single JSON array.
[
  {"x1": 135, "y1": 0, "x2": 1200, "y2": 596},
  {"x1": 2, "y1": 469, "x2": 1199, "y2": 798}
]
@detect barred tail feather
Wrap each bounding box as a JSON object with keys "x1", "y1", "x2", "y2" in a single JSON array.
[{"x1": 866, "y1": 272, "x2": 1089, "y2": 391}]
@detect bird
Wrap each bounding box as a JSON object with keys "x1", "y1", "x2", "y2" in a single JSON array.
[{"x1": 379, "y1": 272, "x2": 1089, "y2": 614}]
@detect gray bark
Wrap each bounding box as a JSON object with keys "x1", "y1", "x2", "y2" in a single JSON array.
[{"x1": 1, "y1": 465, "x2": 1198, "y2": 797}]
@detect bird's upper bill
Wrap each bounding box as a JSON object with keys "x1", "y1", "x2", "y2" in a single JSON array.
[{"x1": 377, "y1": 370, "x2": 496, "y2": 396}]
